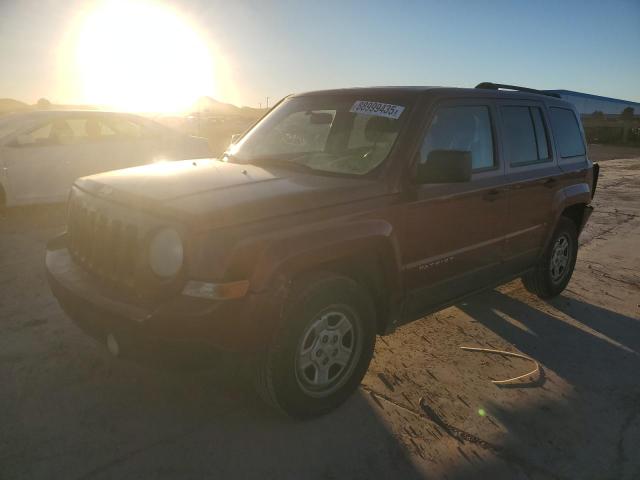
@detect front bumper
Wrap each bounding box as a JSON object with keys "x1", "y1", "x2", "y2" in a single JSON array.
[{"x1": 46, "y1": 234, "x2": 280, "y2": 355}]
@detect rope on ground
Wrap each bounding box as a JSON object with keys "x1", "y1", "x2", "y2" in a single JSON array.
[{"x1": 460, "y1": 346, "x2": 540, "y2": 385}]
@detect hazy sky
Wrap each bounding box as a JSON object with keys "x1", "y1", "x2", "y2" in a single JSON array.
[{"x1": 1, "y1": 0, "x2": 639, "y2": 110}]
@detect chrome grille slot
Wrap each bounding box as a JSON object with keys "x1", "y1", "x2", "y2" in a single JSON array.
[
  {"x1": 108, "y1": 219, "x2": 122, "y2": 280},
  {"x1": 67, "y1": 195, "x2": 140, "y2": 290},
  {"x1": 122, "y1": 224, "x2": 139, "y2": 287}
]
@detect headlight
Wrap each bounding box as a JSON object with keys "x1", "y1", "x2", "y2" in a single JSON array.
[{"x1": 148, "y1": 228, "x2": 184, "y2": 278}]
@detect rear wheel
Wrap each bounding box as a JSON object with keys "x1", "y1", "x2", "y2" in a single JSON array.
[
  {"x1": 254, "y1": 272, "x2": 376, "y2": 419},
  {"x1": 522, "y1": 217, "x2": 578, "y2": 299}
]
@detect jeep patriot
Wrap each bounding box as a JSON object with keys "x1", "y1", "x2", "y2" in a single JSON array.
[{"x1": 46, "y1": 83, "x2": 598, "y2": 418}]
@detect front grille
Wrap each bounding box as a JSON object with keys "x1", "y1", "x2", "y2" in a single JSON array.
[{"x1": 67, "y1": 197, "x2": 140, "y2": 289}]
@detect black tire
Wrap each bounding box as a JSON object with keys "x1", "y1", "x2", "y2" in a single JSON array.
[
  {"x1": 522, "y1": 216, "x2": 578, "y2": 299},
  {"x1": 254, "y1": 272, "x2": 376, "y2": 419}
]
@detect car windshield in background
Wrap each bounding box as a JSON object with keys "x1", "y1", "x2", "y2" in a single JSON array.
[{"x1": 226, "y1": 95, "x2": 411, "y2": 176}]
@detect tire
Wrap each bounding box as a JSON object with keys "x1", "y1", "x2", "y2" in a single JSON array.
[
  {"x1": 254, "y1": 272, "x2": 376, "y2": 419},
  {"x1": 522, "y1": 216, "x2": 578, "y2": 299}
]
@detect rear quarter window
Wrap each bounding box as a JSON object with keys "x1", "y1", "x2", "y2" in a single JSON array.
[{"x1": 549, "y1": 107, "x2": 585, "y2": 158}]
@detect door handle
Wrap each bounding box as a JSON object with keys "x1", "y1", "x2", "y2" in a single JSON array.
[
  {"x1": 483, "y1": 189, "x2": 503, "y2": 202},
  {"x1": 543, "y1": 178, "x2": 557, "y2": 188}
]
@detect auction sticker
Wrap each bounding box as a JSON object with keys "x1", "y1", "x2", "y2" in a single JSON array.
[{"x1": 350, "y1": 101, "x2": 405, "y2": 119}]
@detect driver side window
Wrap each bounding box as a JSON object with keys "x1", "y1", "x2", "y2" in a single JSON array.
[{"x1": 420, "y1": 105, "x2": 495, "y2": 170}]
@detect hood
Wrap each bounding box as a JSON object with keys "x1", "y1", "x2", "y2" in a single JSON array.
[{"x1": 75, "y1": 159, "x2": 386, "y2": 228}]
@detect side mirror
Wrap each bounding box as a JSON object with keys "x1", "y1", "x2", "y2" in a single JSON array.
[
  {"x1": 415, "y1": 150, "x2": 472, "y2": 184},
  {"x1": 230, "y1": 133, "x2": 241, "y2": 144}
]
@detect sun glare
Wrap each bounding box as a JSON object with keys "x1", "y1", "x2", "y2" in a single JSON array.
[{"x1": 72, "y1": 0, "x2": 217, "y2": 113}]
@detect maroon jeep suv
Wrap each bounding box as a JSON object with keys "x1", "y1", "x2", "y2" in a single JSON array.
[{"x1": 46, "y1": 83, "x2": 598, "y2": 418}]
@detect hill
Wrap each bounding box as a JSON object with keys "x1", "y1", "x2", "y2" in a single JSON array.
[
  {"x1": 194, "y1": 97, "x2": 266, "y2": 118},
  {"x1": 0, "y1": 98, "x2": 30, "y2": 114}
]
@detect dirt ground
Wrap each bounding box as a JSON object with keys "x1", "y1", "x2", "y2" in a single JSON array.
[
  {"x1": 586, "y1": 143, "x2": 640, "y2": 162},
  {"x1": 1, "y1": 151, "x2": 639, "y2": 480}
]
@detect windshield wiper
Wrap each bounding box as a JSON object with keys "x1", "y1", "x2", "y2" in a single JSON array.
[
  {"x1": 221, "y1": 151, "x2": 240, "y2": 163},
  {"x1": 249, "y1": 155, "x2": 322, "y2": 174}
]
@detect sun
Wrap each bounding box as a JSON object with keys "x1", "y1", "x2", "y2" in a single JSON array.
[{"x1": 73, "y1": 0, "x2": 217, "y2": 113}]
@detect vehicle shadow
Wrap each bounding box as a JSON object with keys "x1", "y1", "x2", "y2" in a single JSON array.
[
  {"x1": 1, "y1": 343, "x2": 427, "y2": 480},
  {"x1": 450, "y1": 289, "x2": 640, "y2": 479},
  {"x1": 550, "y1": 295, "x2": 640, "y2": 353},
  {"x1": 458, "y1": 290, "x2": 639, "y2": 389}
]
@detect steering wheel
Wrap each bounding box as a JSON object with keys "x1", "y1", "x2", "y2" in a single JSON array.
[{"x1": 323, "y1": 146, "x2": 377, "y2": 174}]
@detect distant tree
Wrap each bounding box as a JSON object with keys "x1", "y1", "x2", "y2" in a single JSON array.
[
  {"x1": 620, "y1": 106, "x2": 635, "y2": 121},
  {"x1": 591, "y1": 110, "x2": 605, "y2": 121},
  {"x1": 36, "y1": 98, "x2": 51, "y2": 110},
  {"x1": 620, "y1": 107, "x2": 635, "y2": 143}
]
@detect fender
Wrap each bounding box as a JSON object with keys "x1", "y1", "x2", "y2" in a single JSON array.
[
  {"x1": 240, "y1": 217, "x2": 405, "y2": 335},
  {"x1": 246, "y1": 217, "x2": 403, "y2": 295},
  {"x1": 543, "y1": 181, "x2": 592, "y2": 252}
]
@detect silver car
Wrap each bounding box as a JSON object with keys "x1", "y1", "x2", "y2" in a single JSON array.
[{"x1": 0, "y1": 110, "x2": 211, "y2": 207}]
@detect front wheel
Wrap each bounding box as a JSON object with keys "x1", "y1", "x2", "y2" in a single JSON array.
[
  {"x1": 254, "y1": 272, "x2": 376, "y2": 419},
  {"x1": 522, "y1": 216, "x2": 578, "y2": 299}
]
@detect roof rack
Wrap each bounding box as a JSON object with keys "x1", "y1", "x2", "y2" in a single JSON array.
[{"x1": 475, "y1": 82, "x2": 561, "y2": 98}]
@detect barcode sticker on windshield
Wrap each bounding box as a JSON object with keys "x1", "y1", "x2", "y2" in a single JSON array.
[{"x1": 350, "y1": 101, "x2": 405, "y2": 119}]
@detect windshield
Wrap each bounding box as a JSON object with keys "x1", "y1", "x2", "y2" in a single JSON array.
[{"x1": 225, "y1": 95, "x2": 411, "y2": 176}]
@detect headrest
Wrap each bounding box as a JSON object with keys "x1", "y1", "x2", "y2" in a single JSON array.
[
  {"x1": 364, "y1": 116, "x2": 395, "y2": 143},
  {"x1": 85, "y1": 119, "x2": 101, "y2": 139}
]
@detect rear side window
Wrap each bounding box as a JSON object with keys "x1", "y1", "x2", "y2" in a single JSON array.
[
  {"x1": 104, "y1": 117, "x2": 150, "y2": 139},
  {"x1": 549, "y1": 107, "x2": 585, "y2": 158},
  {"x1": 420, "y1": 105, "x2": 495, "y2": 170},
  {"x1": 501, "y1": 106, "x2": 551, "y2": 166}
]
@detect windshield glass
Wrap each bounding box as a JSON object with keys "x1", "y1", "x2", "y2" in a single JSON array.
[{"x1": 226, "y1": 95, "x2": 411, "y2": 176}]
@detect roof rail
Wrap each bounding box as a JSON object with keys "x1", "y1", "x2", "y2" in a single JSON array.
[{"x1": 475, "y1": 82, "x2": 561, "y2": 98}]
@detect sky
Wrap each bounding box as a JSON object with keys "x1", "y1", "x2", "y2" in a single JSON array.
[{"x1": 1, "y1": 0, "x2": 639, "y2": 111}]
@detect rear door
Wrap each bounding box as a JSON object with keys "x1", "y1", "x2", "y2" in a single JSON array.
[
  {"x1": 62, "y1": 115, "x2": 123, "y2": 183},
  {"x1": 3, "y1": 120, "x2": 73, "y2": 205},
  {"x1": 65, "y1": 115, "x2": 162, "y2": 183},
  {"x1": 100, "y1": 115, "x2": 167, "y2": 166},
  {"x1": 548, "y1": 106, "x2": 590, "y2": 193},
  {"x1": 402, "y1": 99, "x2": 508, "y2": 318},
  {"x1": 498, "y1": 101, "x2": 562, "y2": 270}
]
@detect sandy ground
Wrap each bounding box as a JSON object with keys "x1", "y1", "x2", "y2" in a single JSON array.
[
  {"x1": 586, "y1": 144, "x2": 640, "y2": 162},
  {"x1": 1, "y1": 154, "x2": 639, "y2": 480}
]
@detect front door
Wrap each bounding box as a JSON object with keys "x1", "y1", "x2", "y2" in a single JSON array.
[{"x1": 402, "y1": 100, "x2": 508, "y2": 320}]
